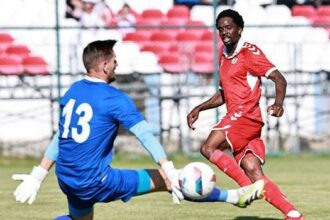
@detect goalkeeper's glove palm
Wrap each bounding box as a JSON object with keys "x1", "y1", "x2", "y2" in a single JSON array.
[{"x1": 12, "y1": 166, "x2": 48, "y2": 205}]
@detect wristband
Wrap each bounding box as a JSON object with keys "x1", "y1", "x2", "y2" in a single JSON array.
[{"x1": 31, "y1": 166, "x2": 48, "y2": 182}]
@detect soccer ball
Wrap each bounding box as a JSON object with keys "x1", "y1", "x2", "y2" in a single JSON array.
[{"x1": 179, "y1": 162, "x2": 216, "y2": 199}]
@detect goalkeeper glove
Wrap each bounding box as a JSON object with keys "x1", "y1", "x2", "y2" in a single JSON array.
[
  {"x1": 12, "y1": 166, "x2": 48, "y2": 205},
  {"x1": 161, "y1": 161, "x2": 184, "y2": 204}
]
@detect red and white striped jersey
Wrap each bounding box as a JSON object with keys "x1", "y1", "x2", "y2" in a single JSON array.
[{"x1": 219, "y1": 39, "x2": 277, "y2": 123}]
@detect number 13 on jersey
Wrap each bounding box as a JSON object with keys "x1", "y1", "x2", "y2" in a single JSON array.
[{"x1": 61, "y1": 98, "x2": 93, "y2": 143}]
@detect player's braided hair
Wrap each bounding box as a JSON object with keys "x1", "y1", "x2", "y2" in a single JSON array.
[
  {"x1": 83, "y1": 39, "x2": 117, "y2": 72},
  {"x1": 216, "y1": 9, "x2": 244, "y2": 29}
]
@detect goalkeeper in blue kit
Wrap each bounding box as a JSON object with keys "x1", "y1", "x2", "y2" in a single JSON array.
[{"x1": 12, "y1": 40, "x2": 265, "y2": 220}]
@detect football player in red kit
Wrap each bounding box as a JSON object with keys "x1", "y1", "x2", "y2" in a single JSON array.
[{"x1": 187, "y1": 9, "x2": 303, "y2": 220}]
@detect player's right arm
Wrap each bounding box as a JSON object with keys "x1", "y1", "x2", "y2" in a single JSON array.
[
  {"x1": 12, "y1": 131, "x2": 59, "y2": 204},
  {"x1": 187, "y1": 89, "x2": 225, "y2": 129},
  {"x1": 129, "y1": 120, "x2": 184, "y2": 204},
  {"x1": 267, "y1": 70, "x2": 287, "y2": 117}
]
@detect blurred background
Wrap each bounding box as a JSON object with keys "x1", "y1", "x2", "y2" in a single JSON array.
[{"x1": 0, "y1": 0, "x2": 329, "y2": 158}]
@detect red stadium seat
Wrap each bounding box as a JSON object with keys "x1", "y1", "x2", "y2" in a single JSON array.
[
  {"x1": 166, "y1": 16, "x2": 189, "y2": 26},
  {"x1": 140, "y1": 9, "x2": 164, "y2": 22},
  {"x1": 317, "y1": 6, "x2": 330, "y2": 16},
  {"x1": 176, "y1": 31, "x2": 200, "y2": 42},
  {"x1": 199, "y1": 30, "x2": 223, "y2": 48},
  {"x1": 159, "y1": 53, "x2": 189, "y2": 73},
  {"x1": 160, "y1": 20, "x2": 183, "y2": 37},
  {"x1": 141, "y1": 43, "x2": 168, "y2": 59},
  {"x1": 0, "y1": 55, "x2": 24, "y2": 75},
  {"x1": 150, "y1": 31, "x2": 176, "y2": 48},
  {"x1": 0, "y1": 33, "x2": 15, "y2": 52},
  {"x1": 168, "y1": 43, "x2": 179, "y2": 53},
  {"x1": 200, "y1": 30, "x2": 221, "y2": 42},
  {"x1": 292, "y1": 5, "x2": 317, "y2": 21},
  {"x1": 313, "y1": 16, "x2": 330, "y2": 38},
  {"x1": 135, "y1": 18, "x2": 159, "y2": 37},
  {"x1": 136, "y1": 16, "x2": 162, "y2": 26},
  {"x1": 123, "y1": 31, "x2": 150, "y2": 48},
  {"x1": 192, "y1": 53, "x2": 214, "y2": 75},
  {"x1": 176, "y1": 32, "x2": 200, "y2": 55},
  {"x1": 184, "y1": 20, "x2": 208, "y2": 38},
  {"x1": 22, "y1": 56, "x2": 49, "y2": 75},
  {"x1": 194, "y1": 43, "x2": 214, "y2": 54},
  {"x1": 5, "y1": 44, "x2": 31, "y2": 60},
  {"x1": 166, "y1": 5, "x2": 190, "y2": 22}
]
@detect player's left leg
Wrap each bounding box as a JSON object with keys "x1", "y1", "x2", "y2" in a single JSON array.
[
  {"x1": 201, "y1": 130, "x2": 252, "y2": 187},
  {"x1": 239, "y1": 139, "x2": 303, "y2": 220}
]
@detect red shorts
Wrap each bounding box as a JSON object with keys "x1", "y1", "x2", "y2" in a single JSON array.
[
  {"x1": 213, "y1": 116, "x2": 265, "y2": 165},
  {"x1": 234, "y1": 138, "x2": 266, "y2": 166}
]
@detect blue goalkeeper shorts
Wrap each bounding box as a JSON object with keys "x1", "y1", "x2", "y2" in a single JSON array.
[{"x1": 58, "y1": 168, "x2": 151, "y2": 218}]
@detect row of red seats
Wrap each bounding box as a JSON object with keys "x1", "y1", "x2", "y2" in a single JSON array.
[
  {"x1": 292, "y1": 5, "x2": 330, "y2": 18},
  {"x1": 0, "y1": 33, "x2": 49, "y2": 75},
  {"x1": 121, "y1": 7, "x2": 222, "y2": 75},
  {"x1": 141, "y1": 42, "x2": 216, "y2": 58},
  {"x1": 292, "y1": 5, "x2": 330, "y2": 36},
  {"x1": 139, "y1": 6, "x2": 190, "y2": 22},
  {"x1": 0, "y1": 55, "x2": 48, "y2": 75},
  {"x1": 107, "y1": 5, "x2": 192, "y2": 27},
  {"x1": 123, "y1": 28, "x2": 221, "y2": 74},
  {"x1": 124, "y1": 29, "x2": 219, "y2": 48},
  {"x1": 158, "y1": 50, "x2": 215, "y2": 75}
]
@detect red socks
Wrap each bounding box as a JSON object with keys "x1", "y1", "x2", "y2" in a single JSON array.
[
  {"x1": 209, "y1": 150, "x2": 296, "y2": 215},
  {"x1": 209, "y1": 150, "x2": 251, "y2": 187},
  {"x1": 262, "y1": 176, "x2": 296, "y2": 215}
]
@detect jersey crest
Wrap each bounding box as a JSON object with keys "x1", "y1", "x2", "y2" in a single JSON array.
[{"x1": 231, "y1": 57, "x2": 238, "y2": 64}]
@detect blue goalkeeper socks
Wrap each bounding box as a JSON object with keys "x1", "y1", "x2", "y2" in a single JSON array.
[
  {"x1": 184, "y1": 187, "x2": 228, "y2": 202},
  {"x1": 53, "y1": 215, "x2": 72, "y2": 220}
]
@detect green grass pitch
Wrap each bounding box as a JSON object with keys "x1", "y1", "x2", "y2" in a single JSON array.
[{"x1": 1, "y1": 153, "x2": 330, "y2": 220}]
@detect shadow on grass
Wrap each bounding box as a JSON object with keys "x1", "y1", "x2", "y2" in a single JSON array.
[{"x1": 234, "y1": 217, "x2": 280, "y2": 220}]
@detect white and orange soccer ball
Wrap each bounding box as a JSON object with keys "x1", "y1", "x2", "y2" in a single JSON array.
[{"x1": 179, "y1": 162, "x2": 216, "y2": 199}]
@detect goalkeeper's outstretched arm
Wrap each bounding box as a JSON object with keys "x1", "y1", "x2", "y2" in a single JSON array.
[
  {"x1": 129, "y1": 120, "x2": 184, "y2": 204},
  {"x1": 12, "y1": 131, "x2": 59, "y2": 204}
]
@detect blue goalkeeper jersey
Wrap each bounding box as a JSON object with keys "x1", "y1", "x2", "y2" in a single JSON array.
[{"x1": 55, "y1": 77, "x2": 144, "y2": 190}]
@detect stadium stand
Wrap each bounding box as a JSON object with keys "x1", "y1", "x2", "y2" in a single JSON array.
[
  {"x1": 5, "y1": 45, "x2": 31, "y2": 60},
  {"x1": 141, "y1": 43, "x2": 168, "y2": 59},
  {"x1": 191, "y1": 52, "x2": 214, "y2": 75},
  {"x1": 184, "y1": 19, "x2": 207, "y2": 37},
  {"x1": 291, "y1": 5, "x2": 317, "y2": 21},
  {"x1": 0, "y1": 33, "x2": 15, "y2": 53},
  {"x1": 160, "y1": 19, "x2": 185, "y2": 37},
  {"x1": 166, "y1": 5, "x2": 190, "y2": 23},
  {"x1": 114, "y1": 41, "x2": 140, "y2": 75},
  {"x1": 317, "y1": 5, "x2": 330, "y2": 16},
  {"x1": 150, "y1": 31, "x2": 177, "y2": 48},
  {"x1": 313, "y1": 16, "x2": 330, "y2": 37},
  {"x1": 264, "y1": 4, "x2": 292, "y2": 24},
  {"x1": 176, "y1": 31, "x2": 200, "y2": 42},
  {"x1": 200, "y1": 30, "x2": 217, "y2": 41},
  {"x1": 0, "y1": 56, "x2": 24, "y2": 75},
  {"x1": 123, "y1": 31, "x2": 150, "y2": 48},
  {"x1": 132, "y1": 51, "x2": 162, "y2": 74},
  {"x1": 159, "y1": 52, "x2": 189, "y2": 73},
  {"x1": 0, "y1": 33, "x2": 49, "y2": 75},
  {"x1": 22, "y1": 56, "x2": 49, "y2": 75},
  {"x1": 140, "y1": 9, "x2": 165, "y2": 24},
  {"x1": 1, "y1": 0, "x2": 329, "y2": 154}
]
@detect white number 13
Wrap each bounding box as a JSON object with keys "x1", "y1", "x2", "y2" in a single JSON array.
[{"x1": 62, "y1": 98, "x2": 93, "y2": 143}]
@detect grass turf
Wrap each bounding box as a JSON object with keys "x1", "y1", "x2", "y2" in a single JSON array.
[{"x1": 1, "y1": 153, "x2": 330, "y2": 220}]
